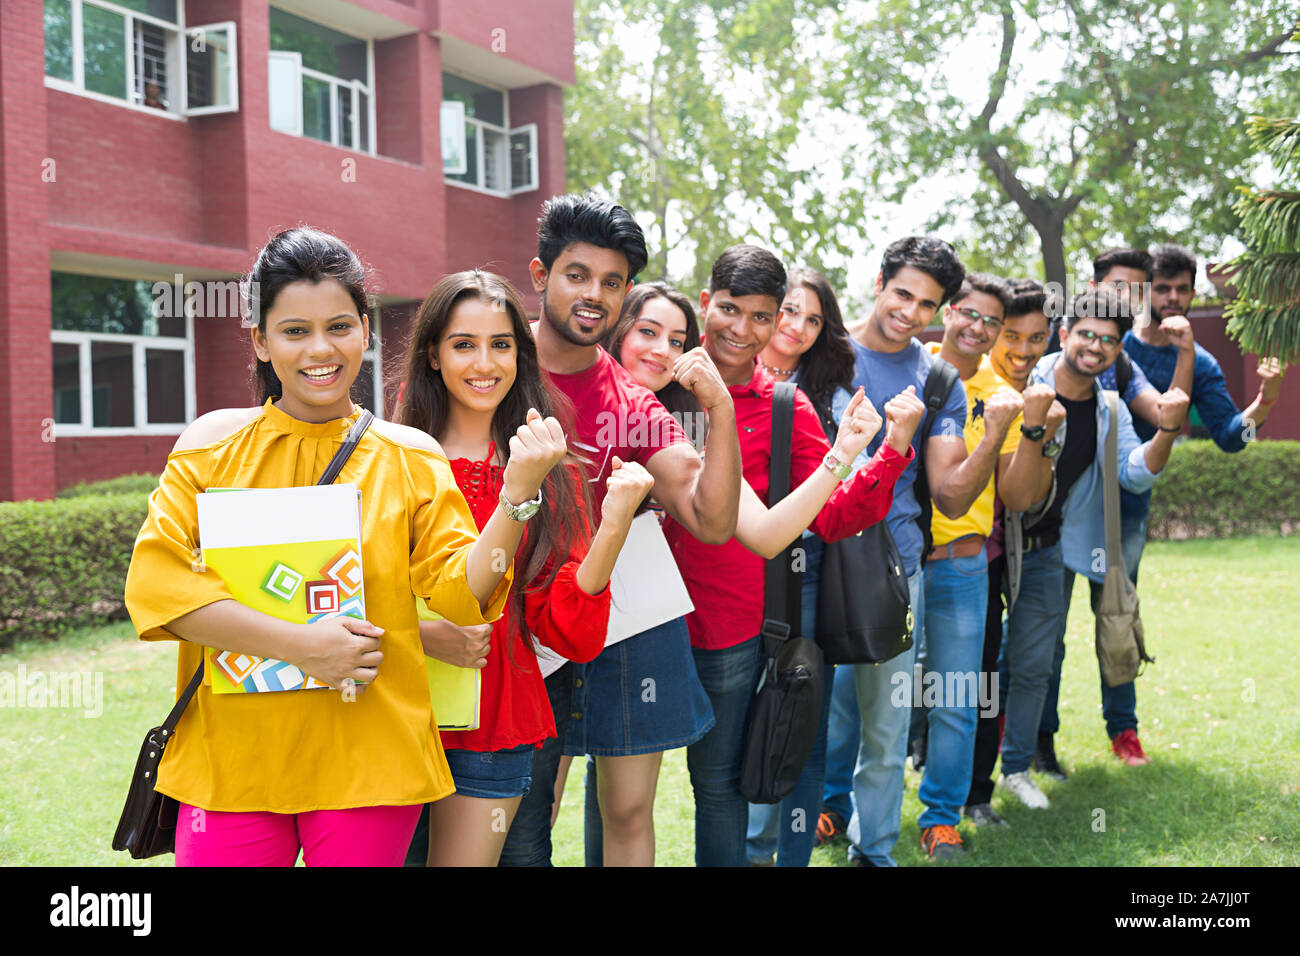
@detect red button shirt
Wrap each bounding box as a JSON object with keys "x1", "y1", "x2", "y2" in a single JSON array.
[{"x1": 663, "y1": 363, "x2": 913, "y2": 651}]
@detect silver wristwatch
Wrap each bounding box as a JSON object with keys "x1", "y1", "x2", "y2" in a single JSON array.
[
  {"x1": 499, "y1": 486, "x2": 543, "y2": 521},
  {"x1": 822, "y1": 451, "x2": 851, "y2": 481}
]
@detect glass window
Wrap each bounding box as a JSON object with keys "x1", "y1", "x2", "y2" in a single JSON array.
[
  {"x1": 110, "y1": 0, "x2": 177, "y2": 20},
  {"x1": 52, "y1": 343, "x2": 81, "y2": 425},
  {"x1": 269, "y1": 8, "x2": 371, "y2": 150},
  {"x1": 302, "y1": 74, "x2": 329, "y2": 141},
  {"x1": 83, "y1": 3, "x2": 128, "y2": 101},
  {"x1": 442, "y1": 74, "x2": 505, "y2": 125},
  {"x1": 270, "y1": 8, "x2": 366, "y2": 81},
  {"x1": 186, "y1": 25, "x2": 237, "y2": 112},
  {"x1": 50, "y1": 274, "x2": 175, "y2": 336},
  {"x1": 91, "y1": 341, "x2": 134, "y2": 427},
  {"x1": 146, "y1": 349, "x2": 185, "y2": 424},
  {"x1": 44, "y1": 0, "x2": 74, "y2": 83},
  {"x1": 510, "y1": 127, "x2": 537, "y2": 192}
]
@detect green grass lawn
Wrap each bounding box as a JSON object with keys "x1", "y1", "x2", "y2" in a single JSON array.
[{"x1": 3, "y1": 536, "x2": 1298, "y2": 866}]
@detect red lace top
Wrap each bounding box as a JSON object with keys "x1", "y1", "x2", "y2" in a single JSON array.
[{"x1": 441, "y1": 448, "x2": 609, "y2": 752}]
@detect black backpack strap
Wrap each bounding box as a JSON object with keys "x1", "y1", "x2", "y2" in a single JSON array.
[
  {"x1": 317, "y1": 409, "x2": 374, "y2": 485},
  {"x1": 915, "y1": 358, "x2": 961, "y2": 564},
  {"x1": 763, "y1": 383, "x2": 800, "y2": 647},
  {"x1": 1115, "y1": 349, "x2": 1133, "y2": 398}
]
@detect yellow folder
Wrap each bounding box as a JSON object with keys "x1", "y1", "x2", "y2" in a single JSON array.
[{"x1": 415, "y1": 597, "x2": 482, "y2": 731}]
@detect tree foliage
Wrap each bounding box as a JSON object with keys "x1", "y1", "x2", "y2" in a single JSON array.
[
  {"x1": 1225, "y1": 114, "x2": 1300, "y2": 361},
  {"x1": 565, "y1": 0, "x2": 1300, "y2": 298}
]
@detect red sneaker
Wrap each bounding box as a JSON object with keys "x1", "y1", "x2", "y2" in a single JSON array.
[
  {"x1": 920, "y1": 824, "x2": 965, "y2": 859},
  {"x1": 1111, "y1": 729, "x2": 1150, "y2": 766}
]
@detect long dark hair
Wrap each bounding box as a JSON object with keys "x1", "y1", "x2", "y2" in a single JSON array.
[
  {"x1": 786, "y1": 267, "x2": 856, "y2": 407},
  {"x1": 395, "y1": 271, "x2": 593, "y2": 662},
  {"x1": 245, "y1": 226, "x2": 370, "y2": 403}
]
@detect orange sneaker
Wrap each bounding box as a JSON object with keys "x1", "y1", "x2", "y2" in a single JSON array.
[
  {"x1": 920, "y1": 824, "x2": 965, "y2": 859},
  {"x1": 814, "y1": 810, "x2": 846, "y2": 846},
  {"x1": 1110, "y1": 729, "x2": 1150, "y2": 766}
]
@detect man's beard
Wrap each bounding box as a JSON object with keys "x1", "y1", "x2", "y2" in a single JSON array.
[
  {"x1": 541, "y1": 291, "x2": 605, "y2": 347},
  {"x1": 1062, "y1": 346, "x2": 1106, "y2": 382}
]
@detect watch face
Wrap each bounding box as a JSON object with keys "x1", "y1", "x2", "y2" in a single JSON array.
[{"x1": 1042, "y1": 440, "x2": 1062, "y2": 458}]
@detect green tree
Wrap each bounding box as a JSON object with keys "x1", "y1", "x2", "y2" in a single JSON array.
[
  {"x1": 564, "y1": 0, "x2": 871, "y2": 293},
  {"x1": 1225, "y1": 115, "x2": 1300, "y2": 361},
  {"x1": 820, "y1": 0, "x2": 1300, "y2": 288}
]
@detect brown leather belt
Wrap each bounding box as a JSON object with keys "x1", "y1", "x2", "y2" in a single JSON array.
[{"x1": 927, "y1": 533, "x2": 988, "y2": 561}]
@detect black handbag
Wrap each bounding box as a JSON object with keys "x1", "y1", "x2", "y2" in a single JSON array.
[
  {"x1": 808, "y1": 393, "x2": 913, "y2": 665},
  {"x1": 112, "y1": 409, "x2": 373, "y2": 859},
  {"x1": 739, "y1": 383, "x2": 825, "y2": 805}
]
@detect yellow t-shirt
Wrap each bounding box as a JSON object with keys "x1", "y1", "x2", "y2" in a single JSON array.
[
  {"x1": 926, "y1": 345, "x2": 1023, "y2": 546},
  {"x1": 124, "y1": 399, "x2": 512, "y2": 813}
]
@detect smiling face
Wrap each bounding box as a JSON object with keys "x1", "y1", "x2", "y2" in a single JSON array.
[
  {"x1": 942, "y1": 289, "x2": 1005, "y2": 358},
  {"x1": 532, "y1": 241, "x2": 631, "y2": 346},
  {"x1": 700, "y1": 288, "x2": 779, "y2": 384},
  {"x1": 763, "y1": 284, "x2": 825, "y2": 364},
  {"x1": 1096, "y1": 264, "x2": 1149, "y2": 322},
  {"x1": 870, "y1": 266, "x2": 945, "y2": 346},
  {"x1": 989, "y1": 310, "x2": 1050, "y2": 389},
  {"x1": 1060, "y1": 316, "x2": 1124, "y2": 380},
  {"x1": 618, "y1": 295, "x2": 690, "y2": 392},
  {"x1": 430, "y1": 296, "x2": 518, "y2": 417},
  {"x1": 251, "y1": 278, "x2": 368, "y2": 423}
]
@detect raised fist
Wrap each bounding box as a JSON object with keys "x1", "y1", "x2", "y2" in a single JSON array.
[
  {"x1": 832, "y1": 387, "x2": 883, "y2": 463},
  {"x1": 1159, "y1": 315, "x2": 1194, "y2": 353},
  {"x1": 1257, "y1": 357, "x2": 1285, "y2": 405},
  {"x1": 1044, "y1": 399, "x2": 1067, "y2": 441},
  {"x1": 674, "y1": 347, "x2": 731, "y2": 411},
  {"x1": 502, "y1": 408, "x2": 569, "y2": 504},
  {"x1": 1021, "y1": 384, "x2": 1056, "y2": 427},
  {"x1": 883, "y1": 385, "x2": 926, "y2": 455},
  {"x1": 601, "y1": 456, "x2": 655, "y2": 528},
  {"x1": 1156, "y1": 386, "x2": 1190, "y2": 432},
  {"x1": 983, "y1": 388, "x2": 1024, "y2": 436}
]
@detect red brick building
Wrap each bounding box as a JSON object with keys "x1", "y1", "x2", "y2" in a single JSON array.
[{"x1": 1, "y1": 0, "x2": 573, "y2": 500}]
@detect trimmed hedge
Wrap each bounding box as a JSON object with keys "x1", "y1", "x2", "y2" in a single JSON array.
[
  {"x1": 57, "y1": 473, "x2": 159, "y2": 499},
  {"x1": 0, "y1": 491, "x2": 149, "y2": 648},
  {"x1": 1148, "y1": 439, "x2": 1300, "y2": 539}
]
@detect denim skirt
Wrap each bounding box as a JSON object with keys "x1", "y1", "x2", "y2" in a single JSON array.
[{"x1": 563, "y1": 615, "x2": 716, "y2": 757}]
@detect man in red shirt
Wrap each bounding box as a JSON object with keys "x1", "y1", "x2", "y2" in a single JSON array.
[
  {"x1": 663, "y1": 244, "x2": 921, "y2": 865},
  {"x1": 498, "y1": 192, "x2": 744, "y2": 866}
]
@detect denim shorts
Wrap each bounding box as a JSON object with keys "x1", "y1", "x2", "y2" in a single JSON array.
[
  {"x1": 444, "y1": 744, "x2": 535, "y2": 799},
  {"x1": 563, "y1": 615, "x2": 716, "y2": 757}
]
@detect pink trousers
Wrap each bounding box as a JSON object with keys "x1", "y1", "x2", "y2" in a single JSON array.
[{"x1": 175, "y1": 802, "x2": 422, "y2": 867}]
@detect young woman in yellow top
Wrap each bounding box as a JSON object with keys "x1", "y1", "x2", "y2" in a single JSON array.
[{"x1": 123, "y1": 227, "x2": 570, "y2": 866}]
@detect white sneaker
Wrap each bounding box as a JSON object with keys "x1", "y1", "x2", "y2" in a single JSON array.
[{"x1": 999, "y1": 771, "x2": 1050, "y2": 809}]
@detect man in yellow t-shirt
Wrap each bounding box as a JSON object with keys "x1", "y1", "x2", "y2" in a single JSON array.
[{"x1": 912, "y1": 273, "x2": 1058, "y2": 859}]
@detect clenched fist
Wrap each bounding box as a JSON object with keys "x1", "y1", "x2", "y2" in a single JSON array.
[
  {"x1": 1044, "y1": 399, "x2": 1067, "y2": 441},
  {"x1": 1257, "y1": 357, "x2": 1286, "y2": 405},
  {"x1": 1156, "y1": 386, "x2": 1190, "y2": 432},
  {"x1": 1159, "y1": 315, "x2": 1194, "y2": 353},
  {"x1": 601, "y1": 456, "x2": 655, "y2": 528},
  {"x1": 883, "y1": 385, "x2": 926, "y2": 455},
  {"x1": 502, "y1": 408, "x2": 569, "y2": 505},
  {"x1": 1021, "y1": 384, "x2": 1057, "y2": 427},
  {"x1": 674, "y1": 347, "x2": 731, "y2": 411},
  {"x1": 983, "y1": 388, "x2": 1024, "y2": 437},
  {"x1": 831, "y1": 387, "x2": 883, "y2": 464}
]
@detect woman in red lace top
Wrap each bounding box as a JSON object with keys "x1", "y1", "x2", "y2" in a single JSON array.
[{"x1": 395, "y1": 270, "x2": 653, "y2": 866}]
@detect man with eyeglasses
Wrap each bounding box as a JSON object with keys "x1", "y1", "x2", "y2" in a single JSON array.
[
  {"x1": 908, "y1": 274, "x2": 1063, "y2": 856},
  {"x1": 1005, "y1": 287, "x2": 1187, "y2": 806}
]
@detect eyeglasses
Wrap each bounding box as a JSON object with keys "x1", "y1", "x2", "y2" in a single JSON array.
[
  {"x1": 1074, "y1": 329, "x2": 1122, "y2": 349},
  {"x1": 949, "y1": 305, "x2": 1003, "y2": 331}
]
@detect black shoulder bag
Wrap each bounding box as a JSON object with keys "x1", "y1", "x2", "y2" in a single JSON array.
[
  {"x1": 112, "y1": 409, "x2": 374, "y2": 859},
  {"x1": 810, "y1": 392, "x2": 913, "y2": 665},
  {"x1": 739, "y1": 383, "x2": 826, "y2": 804}
]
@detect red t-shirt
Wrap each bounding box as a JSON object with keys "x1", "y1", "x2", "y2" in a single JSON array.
[
  {"x1": 439, "y1": 455, "x2": 609, "y2": 753},
  {"x1": 545, "y1": 349, "x2": 690, "y2": 509},
  {"x1": 663, "y1": 363, "x2": 913, "y2": 651}
]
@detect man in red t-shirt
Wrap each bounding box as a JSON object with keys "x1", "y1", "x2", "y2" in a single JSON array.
[
  {"x1": 662, "y1": 244, "x2": 921, "y2": 866},
  {"x1": 497, "y1": 192, "x2": 743, "y2": 867}
]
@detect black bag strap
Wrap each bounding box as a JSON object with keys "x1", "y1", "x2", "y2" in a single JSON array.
[
  {"x1": 1114, "y1": 349, "x2": 1133, "y2": 398},
  {"x1": 172, "y1": 407, "x2": 376, "y2": 713},
  {"x1": 762, "y1": 383, "x2": 801, "y2": 647},
  {"x1": 915, "y1": 359, "x2": 960, "y2": 562}
]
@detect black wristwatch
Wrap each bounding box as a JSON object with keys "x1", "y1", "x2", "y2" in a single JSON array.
[
  {"x1": 1020, "y1": 423, "x2": 1047, "y2": 442},
  {"x1": 1041, "y1": 438, "x2": 1062, "y2": 459}
]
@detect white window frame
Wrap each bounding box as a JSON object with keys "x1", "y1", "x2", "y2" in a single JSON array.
[
  {"x1": 443, "y1": 75, "x2": 539, "y2": 197},
  {"x1": 359, "y1": 313, "x2": 383, "y2": 420},
  {"x1": 43, "y1": 1, "x2": 237, "y2": 119},
  {"x1": 50, "y1": 317, "x2": 196, "y2": 438},
  {"x1": 267, "y1": 15, "x2": 377, "y2": 156}
]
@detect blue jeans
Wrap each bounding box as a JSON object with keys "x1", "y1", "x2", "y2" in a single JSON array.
[
  {"x1": 998, "y1": 544, "x2": 1065, "y2": 775},
  {"x1": 917, "y1": 548, "x2": 989, "y2": 829},
  {"x1": 1039, "y1": 570, "x2": 1139, "y2": 739},
  {"x1": 746, "y1": 535, "x2": 830, "y2": 867},
  {"x1": 846, "y1": 567, "x2": 923, "y2": 867},
  {"x1": 497, "y1": 665, "x2": 571, "y2": 867},
  {"x1": 822, "y1": 660, "x2": 859, "y2": 821},
  {"x1": 687, "y1": 635, "x2": 763, "y2": 866}
]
